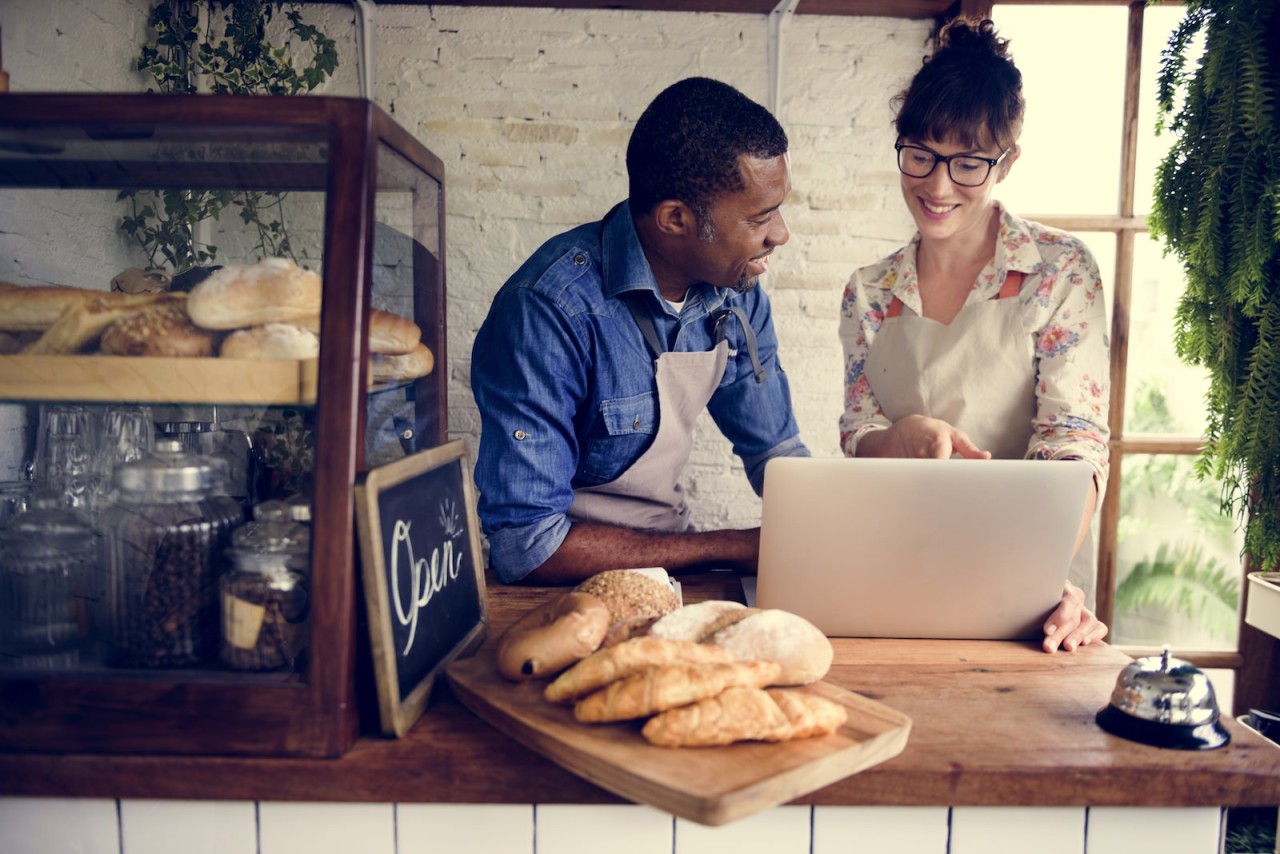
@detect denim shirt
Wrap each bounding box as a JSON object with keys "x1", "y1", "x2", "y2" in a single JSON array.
[{"x1": 471, "y1": 202, "x2": 809, "y2": 582}]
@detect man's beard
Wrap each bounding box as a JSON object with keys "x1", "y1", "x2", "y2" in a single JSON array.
[{"x1": 733, "y1": 274, "x2": 758, "y2": 295}]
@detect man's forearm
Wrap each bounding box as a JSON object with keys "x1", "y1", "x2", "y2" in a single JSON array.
[{"x1": 527, "y1": 520, "x2": 760, "y2": 584}]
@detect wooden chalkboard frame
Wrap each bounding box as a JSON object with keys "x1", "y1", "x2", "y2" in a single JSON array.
[{"x1": 354, "y1": 440, "x2": 489, "y2": 738}]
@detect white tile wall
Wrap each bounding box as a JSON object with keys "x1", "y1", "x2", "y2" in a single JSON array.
[{"x1": 0, "y1": 799, "x2": 1236, "y2": 853}]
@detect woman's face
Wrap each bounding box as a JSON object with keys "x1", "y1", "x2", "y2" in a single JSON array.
[{"x1": 898, "y1": 137, "x2": 1017, "y2": 246}]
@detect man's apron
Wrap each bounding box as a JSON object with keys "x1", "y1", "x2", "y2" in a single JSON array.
[
  {"x1": 568, "y1": 299, "x2": 745, "y2": 533},
  {"x1": 863, "y1": 271, "x2": 1098, "y2": 601}
]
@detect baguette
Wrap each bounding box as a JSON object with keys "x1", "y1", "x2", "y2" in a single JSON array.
[
  {"x1": 544, "y1": 636, "x2": 736, "y2": 705},
  {"x1": 293, "y1": 309, "x2": 422, "y2": 356},
  {"x1": 370, "y1": 342, "x2": 434, "y2": 383},
  {"x1": 22, "y1": 292, "x2": 186, "y2": 355},
  {"x1": 640, "y1": 686, "x2": 847, "y2": 747},
  {"x1": 0, "y1": 284, "x2": 175, "y2": 333},
  {"x1": 573, "y1": 659, "x2": 781, "y2": 723}
]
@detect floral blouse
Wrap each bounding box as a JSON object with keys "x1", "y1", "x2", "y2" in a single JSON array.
[{"x1": 838, "y1": 204, "x2": 1111, "y2": 493}]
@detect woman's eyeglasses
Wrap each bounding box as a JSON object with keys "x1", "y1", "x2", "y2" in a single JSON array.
[{"x1": 895, "y1": 143, "x2": 1010, "y2": 187}]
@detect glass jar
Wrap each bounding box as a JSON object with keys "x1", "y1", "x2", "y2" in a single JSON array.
[
  {"x1": 0, "y1": 491, "x2": 102, "y2": 669},
  {"x1": 101, "y1": 439, "x2": 242, "y2": 668},
  {"x1": 219, "y1": 512, "x2": 310, "y2": 672}
]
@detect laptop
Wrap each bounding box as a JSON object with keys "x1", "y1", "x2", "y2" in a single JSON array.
[{"x1": 753, "y1": 456, "x2": 1094, "y2": 640}]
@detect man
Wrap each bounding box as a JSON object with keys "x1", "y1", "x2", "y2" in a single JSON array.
[{"x1": 471, "y1": 76, "x2": 809, "y2": 584}]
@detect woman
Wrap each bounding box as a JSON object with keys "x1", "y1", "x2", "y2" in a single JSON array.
[{"x1": 839, "y1": 17, "x2": 1110, "y2": 653}]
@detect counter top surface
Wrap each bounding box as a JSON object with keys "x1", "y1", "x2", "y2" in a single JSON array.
[{"x1": 3, "y1": 572, "x2": 1279, "y2": 807}]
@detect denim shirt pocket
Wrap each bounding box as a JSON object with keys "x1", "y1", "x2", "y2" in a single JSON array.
[{"x1": 578, "y1": 391, "x2": 657, "y2": 485}]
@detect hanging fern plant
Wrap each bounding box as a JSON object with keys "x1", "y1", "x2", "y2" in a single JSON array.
[{"x1": 1150, "y1": 0, "x2": 1280, "y2": 571}]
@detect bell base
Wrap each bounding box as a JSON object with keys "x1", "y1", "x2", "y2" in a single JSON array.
[{"x1": 1096, "y1": 705, "x2": 1231, "y2": 751}]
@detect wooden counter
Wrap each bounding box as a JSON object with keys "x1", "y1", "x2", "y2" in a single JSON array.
[{"x1": 2, "y1": 571, "x2": 1278, "y2": 808}]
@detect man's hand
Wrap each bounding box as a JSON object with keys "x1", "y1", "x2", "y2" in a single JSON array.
[
  {"x1": 1042, "y1": 580, "x2": 1108, "y2": 653},
  {"x1": 860, "y1": 414, "x2": 991, "y2": 460}
]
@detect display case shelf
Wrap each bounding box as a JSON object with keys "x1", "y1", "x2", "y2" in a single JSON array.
[{"x1": 0, "y1": 94, "x2": 447, "y2": 759}]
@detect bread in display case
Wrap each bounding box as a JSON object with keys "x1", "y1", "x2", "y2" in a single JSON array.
[{"x1": 0, "y1": 94, "x2": 447, "y2": 758}]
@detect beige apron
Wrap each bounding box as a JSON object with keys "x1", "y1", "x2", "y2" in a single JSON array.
[
  {"x1": 569, "y1": 303, "x2": 731, "y2": 532},
  {"x1": 864, "y1": 271, "x2": 1098, "y2": 601}
]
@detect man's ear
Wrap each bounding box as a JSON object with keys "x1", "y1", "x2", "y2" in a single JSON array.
[{"x1": 653, "y1": 199, "x2": 696, "y2": 237}]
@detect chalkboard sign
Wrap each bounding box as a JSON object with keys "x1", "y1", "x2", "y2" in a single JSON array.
[{"x1": 355, "y1": 440, "x2": 488, "y2": 737}]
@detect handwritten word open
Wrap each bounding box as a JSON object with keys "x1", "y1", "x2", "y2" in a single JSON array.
[{"x1": 390, "y1": 515, "x2": 464, "y2": 655}]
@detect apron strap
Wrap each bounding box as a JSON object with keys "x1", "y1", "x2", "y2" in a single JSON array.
[
  {"x1": 714, "y1": 305, "x2": 766, "y2": 384},
  {"x1": 884, "y1": 269, "x2": 1027, "y2": 319},
  {"x1": 622, "y1": 291, "x2": 666, "y2": 359}
]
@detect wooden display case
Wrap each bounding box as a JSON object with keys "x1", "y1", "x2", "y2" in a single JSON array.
[{"x1": 0, "y1": 94, "x2": 447, "y2": 758}]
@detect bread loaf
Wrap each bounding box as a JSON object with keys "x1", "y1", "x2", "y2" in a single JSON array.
[
  {"x1": 23, "y1": 292, "x2": 186, "y2": 355},
  {"x1": 641, "y1": 686, "x2": 847, "y2": 747},
  {"x1": 371, "y1": 342, "x2": 434, "y2": 383},
  {"x1": 574, "y1": 570, "x2": 681, "y2": 626},
  {"x1": 219, "y1": 323, "x2": 320, "y2": 360},
  {"x1": 0, "y1": 285, "x2": 179, "y2": 335},
  {"x1": 573, "y1": 659, "x2": 781, "y2": 723},
  {"x1": 544, "y1": 636, "x2": 736, "y2": 705},
  {"x1": 293, "y1": 308, "x2": 422, "y2": 355},
  {"x1": 648, "y1": 600, "x2": 753, "y2": 643},
  {"x1": 100, "y1": 302, "x2": 217, "y2": 357},
  {"x1": 707, "y1": 609, "x2": 833, "y2": 686},
  {"x1": 495, "y1": 592, "x2": 611, "y2": 682},
  {"x1": 186, "y1": 258, "x2": 321, "y2": 329}
]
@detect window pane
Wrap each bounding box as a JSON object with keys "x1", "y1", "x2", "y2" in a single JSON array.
[
  {"x1": 1113, "y1": 453, "x2": 1244, "y2": 652},
  {"x1": 1125, "y1": 234, "x2": 1210, "y2": 436},
  {"x1": 1135, "y1": 6, "x2": 1205, "y2": 217},
  {"x1": 992, "y1": 6, "x2": 1127, "y2": 216}
]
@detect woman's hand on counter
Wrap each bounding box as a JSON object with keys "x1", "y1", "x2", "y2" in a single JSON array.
[
  {"x1": 1042, "y1": 580, "x2": 1108, "y2": 653},
  {"x1": 857, "y1": 414, "x2": 991, "y2": 460}
]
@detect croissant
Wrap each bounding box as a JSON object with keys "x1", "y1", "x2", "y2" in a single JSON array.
[
  {"x1": 641, "y1": 686, "x2": 848, "y2": 747},
  {"x1": 544, "y1": 636, "x2": 736, "y2": 705},
  {"x1": 573, "y1": 659, "x2": 781, "y2": 724}
]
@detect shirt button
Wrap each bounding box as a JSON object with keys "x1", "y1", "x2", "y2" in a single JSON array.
[
  {"x1": 632, "y1": 415, "x2": 640, "y2": 429},
  {"x1": 573, "y1": 253, "x2": 586, "y2": 265},
  {"x1": 513, "y1": 429, "x2": 528, "y2": 440}
]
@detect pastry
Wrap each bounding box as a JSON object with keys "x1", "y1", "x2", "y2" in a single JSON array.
[
  {"x1": 544, "y1": 636, "x2": 736, "y2": 705},
  {"x1": 572, "y1": 659, "x2": 781, "y2": 723}
]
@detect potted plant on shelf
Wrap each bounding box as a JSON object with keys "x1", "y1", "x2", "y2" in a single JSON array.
[{"x1": 118, "y1": 0, "x2": 339, "y2": 275}]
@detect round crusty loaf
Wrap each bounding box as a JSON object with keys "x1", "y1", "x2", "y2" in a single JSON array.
[
  {"x1": 574, "y1": 570, "x2": 681, "y2": 625},
  {"x1": 371, "y1": 341, "x2": 434, "y2": 383},
  {"x1": 220, "y1": 323, "x2": 319, "y2": 360},
  {"x1": 648, "y1": 600, "x2": 751, "y2": 643},
  {"x1": 293, "y1": 308, "x2": 421, "y2": 355},
  {"x1": 707, "y1": 609, "x2": 833, "y2": 686},
  {"x1": 100, "y1": 302, "x2": 218, "y2": 357},
  {"x1": 186, "y1": 258, "x2": 321, "y2": 329}
]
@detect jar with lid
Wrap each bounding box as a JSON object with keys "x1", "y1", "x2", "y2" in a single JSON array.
[
  {"x1": 0, "y1": 491, "x2": 102, "y2": 669},
  {"x1": 101, "y1": 438, "x2": 243, "y2": 668},
  {"x1": 219, "y1": 512, "x2": 310, "y2": 672}
]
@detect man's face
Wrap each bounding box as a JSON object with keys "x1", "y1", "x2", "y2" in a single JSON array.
[{"x1": 686, "y1": 153, "x2": 791, "y2": 292}]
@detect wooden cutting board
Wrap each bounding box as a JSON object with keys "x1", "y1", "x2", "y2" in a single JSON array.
[{"x1": 445, "y1": 650, "x2": 912, "y2": 826}]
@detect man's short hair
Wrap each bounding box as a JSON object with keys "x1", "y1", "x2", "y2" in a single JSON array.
[{"x1": 626, "y1": 77, "x2": 788, "y2": 223}]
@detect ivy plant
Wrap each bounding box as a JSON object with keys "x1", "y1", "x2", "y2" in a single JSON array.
[
  {"x1": 1150, "y1": 0, "x2": 1280, "y2": 571},
  {"x1": 118, "y1": 0, "x2": 338, "y2": 271}
]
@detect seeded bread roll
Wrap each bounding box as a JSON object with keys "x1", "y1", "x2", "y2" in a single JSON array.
[
  {"x1": 100, "y1": 302, "x2": 218, "y2": 357},
  {"x1": 186, "y1": 258, "x2": 321, "y2": 329},
  {"x1": 220, "y1": 323, "x2": 320, "y2": 360},
  {"x1": 573, "y1": 569, "x2": 681, "y2": 625}
]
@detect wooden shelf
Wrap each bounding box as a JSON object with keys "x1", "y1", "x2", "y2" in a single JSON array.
[{"x1": 0, "y1": 355, "x2": 318, "y2": 406}]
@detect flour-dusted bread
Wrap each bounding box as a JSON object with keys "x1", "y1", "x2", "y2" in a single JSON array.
[
  {"x1": 219, "y1": 323, "x2": 320, "y2": 360},
  {"x1": 573, "y1": 659, "x2": 782, "y2": 723},
  {"x1": 707, "y1": 609, "x2": 833, "y2": 686},
  {"x1": 648, "y1": 600, "x2": 753, "y2": 643},
  {"x1": 100, "y1": 301, "x2": 217, "y2": 357},
  {"x1": 186, "y1": 258, "x2": 321, "y2": 329},
  {"x1": 371, "y1": 341, "x2": 434, "y2": 382}
]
